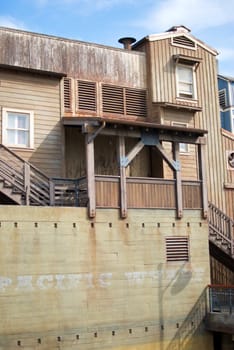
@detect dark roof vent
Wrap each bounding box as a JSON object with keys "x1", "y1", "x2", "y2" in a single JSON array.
[
  {"x1": 166, "y1": 25, "x2": 191, "y2": 33},
  {"x1": 118, "y1": 37, "x2": 136, "y2": 50}
]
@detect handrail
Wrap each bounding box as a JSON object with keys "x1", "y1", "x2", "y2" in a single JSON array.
[
  {"x1": 208, "y1": 202, "x2": 234, "y2": 258},
  {"x1": 0, "y1": 144, "x2": 51, "y2": 205}
]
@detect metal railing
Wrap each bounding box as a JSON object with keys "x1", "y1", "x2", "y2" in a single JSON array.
[{"x1": 208, "y1": 285, "x2": 234, "y2": 314}]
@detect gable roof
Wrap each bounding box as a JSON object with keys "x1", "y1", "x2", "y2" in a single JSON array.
[{"x1": 134, "y1": 28, "x2": 218, "y2": 56}]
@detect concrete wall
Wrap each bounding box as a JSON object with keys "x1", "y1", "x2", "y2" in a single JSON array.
[{"x1": 0, "y1": 206, "x2": 212, "y2": 349}]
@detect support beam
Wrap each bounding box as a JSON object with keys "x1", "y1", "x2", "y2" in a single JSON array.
[
  {"x1": 118, "y1": 136, "x2": 127, "y2": 218},
  {"x1": 24, "y1": 163, "x2": 30, "y2": 205},
  {"x1": 198, "y1": 143, "x2": 208, "y2": 219},
  {"x1": 121, "y1": 140, "x2": 145, "y2": 167},
  {"x1": 155, "y1": 140, "x2": 179, "y2": 171},
  {"x1": 85, "y1": 134, "x2": 96, "y2": 218},
  {"x1": 82, "y1": 122, "x2": 106, "y2": 143},
  {"x1": 172, "y1": 142, "x2": 183, "y2": 219}
]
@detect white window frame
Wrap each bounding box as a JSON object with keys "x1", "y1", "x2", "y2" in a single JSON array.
[
  {"x1": 232, "y1": 110, "x2": 234, "y2": 133},
  {"x1": 2, "y1": 108, "x2": 34, "y2": 149},
  {"x1": 176, "y1": 63, "x2": 197, "y2": 100},
  {"x1": 171, "y1": 121, "x2": 189, "y2": 153}
]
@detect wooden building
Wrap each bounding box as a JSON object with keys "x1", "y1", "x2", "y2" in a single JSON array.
[{"x1": 0, "y1": 25, "x2": 233, "y2": 349}]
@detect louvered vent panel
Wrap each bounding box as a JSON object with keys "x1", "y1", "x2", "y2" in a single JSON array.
[
  {"x1": 63, "y1": 78, "x2": 72, "y2": 111},
  {"x1": 219, "y1": 89, "x2": 227, "y2": 109},
  {"x1": 166, "y1": 237, "x2": 189, "y2": 262},
  {"x1": 77, "y1": 80, "x2": 97, "y2": 111},
  {"x1": 173, "y1": 36, "x2": 196, "y2": 48},
  {"x1": 102, "y1": 84, "x2": 124, "y2": 114},
  {"x1": 126, "y1": 88, "x2": 147, "y2": 117}
]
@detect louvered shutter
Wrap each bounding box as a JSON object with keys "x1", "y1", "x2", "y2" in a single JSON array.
[
  {"x1": 126, "y1": 88, "x2": 147, "y2": 117},
  {"x1": 77, "y1": 80, "x2": 97, "y2": 112},
  {"x1": 63, "y1": 78, "x2": 72, "y2": 112},
  {"x1": 102, "y1": 84, "x2": 124, "y2": 114}
]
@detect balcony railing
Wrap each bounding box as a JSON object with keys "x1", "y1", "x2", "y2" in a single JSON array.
[
  {"x1": 208, "y1": 285, "x2": 234, "y2": 314},
  {"x1": 95, "y1": 175, "x2": 202, "y2": 209}
]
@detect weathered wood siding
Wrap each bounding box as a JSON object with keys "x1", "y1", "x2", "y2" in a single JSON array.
[
  {"x1": 210, "y1": 255, "x2": 234, "y2": 285},
  {"x1": 147, "y1": 38, "x2": 225, "y2": 211},
  {"x1": 0, "y1": 69, "x2": 62, "y2": 177},
  {"x1": 0, "y1": 206, "x2": 212, "y2": 349},
  {"x1": 221, "y1": 129, "x2": 234, "y2": 218},
  {"x1": 162, "y1": 142, "x2": 198, "y2": 180},
  {"x1": 0, "y1": 27, "x2": 146, "y2": 88}
]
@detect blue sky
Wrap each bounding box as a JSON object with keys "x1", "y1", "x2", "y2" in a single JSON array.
[{"x1": 0, "y1": 0, "x2": 234, "y2": 76}]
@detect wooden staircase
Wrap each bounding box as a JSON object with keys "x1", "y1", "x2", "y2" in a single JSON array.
[
  {"x1": 0, "y1": 144, "x2": 86, "y2": 207},
  {"x1": 208, "y1": 202, "x2": 234, "y2": 270},
  {"x1": 0, "y1": 144, "x2": 53, "y2": 206}
]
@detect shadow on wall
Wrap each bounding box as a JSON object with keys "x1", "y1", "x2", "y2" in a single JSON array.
[
  {"x1": 158, "y1": 262, "x2": 193, "y2": 350},
  {"x1": 166, "y1": 288, "x2": 208, "y2": 350}
]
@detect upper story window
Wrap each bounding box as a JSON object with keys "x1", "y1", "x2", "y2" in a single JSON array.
[
  {"x1": 174, "y1": 54, "x2": 201, "y2": 101},
  {"x1": 232, "y1": 110, "x2": 234, "y2": 133},
  {"x1": 2, "y1": 108, "x2": 34, "y2": 148},
  {"x1": 176, "y1": 64, "x2": 195, "y2": 99},
  {"x1": 171, "y1": 121, "x2": 189, "y2": 153}
]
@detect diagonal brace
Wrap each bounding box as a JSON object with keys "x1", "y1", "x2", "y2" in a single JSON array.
[{"x1": 120, "y1": 140, "x2": 145, "y2": 167}]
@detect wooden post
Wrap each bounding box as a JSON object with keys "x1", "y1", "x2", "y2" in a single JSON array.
[
  {"x1": 24, "y1": 163, "x2": 30, "y2": 205},
  {"x1": 86, "y1": 134, "x2": 96, "y2": 218},
  {"x1": 172, "y1": 142, "x2": 183, "y2": 219},
  {"x1": 49, "y1": 180, "x2": 55, "y2": 206},
  {"x1": 198, "y1": 143, "x2": 208, "y2": 219},
  {"x1": 118, "y1": 136, "x2": 127, "y2": 218}
]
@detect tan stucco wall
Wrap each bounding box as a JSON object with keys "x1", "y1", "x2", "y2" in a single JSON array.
[{"x1": 0, "y1": 206, "x2": 212, "y2": 349}]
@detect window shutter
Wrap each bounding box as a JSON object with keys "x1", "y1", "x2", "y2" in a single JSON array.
[
  {"x1": 63, "y1": 78, "x2": 72, "y2": 112},
  {"x1": 166, "y1": 237, "x2": 189, "y2": 262},
  {"x1": 102, "y1": 84, "x2": 124, "y2": 114},
  {"x1": 77, "y1": 80, "x2": 97, "y2": 112},
  {"x1": 219, "y1": 89, "x2": 227, "y2": 109},
  {"x1": 126, "y1": 88, "x2": 147, "y2": 117}
]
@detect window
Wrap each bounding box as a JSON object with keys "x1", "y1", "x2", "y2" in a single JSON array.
[
  {"x1": 2, "y1": 108, "x2": 34, "y2": 148},
  {"x1": 176, "y1": 64, "x2": 195, "y2": 99},
  {"x1": 171, "y1": 122, "x2": 189, "y2": 153}
]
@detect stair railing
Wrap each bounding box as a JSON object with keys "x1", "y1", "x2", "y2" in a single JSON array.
[
  {"x1": 0, "y1": 144, "x2": 52, "y2": 206},
  {"x1": 208, "y1": 202, "x2": 234, "y2": 258}
]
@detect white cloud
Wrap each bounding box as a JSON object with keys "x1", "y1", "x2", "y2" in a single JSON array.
[
  {"x1": 140, "y1": 0, "x2": 234, "y2": 32},
  {"x1": 0, "y1": 16, "x2": 26, "y2": 30},
  {"x1": 33, "y1": 0, "x2": 138, "y2": 10},
  {"x1": 218, "y1": 47, "x2": 234, "y2": 61}
]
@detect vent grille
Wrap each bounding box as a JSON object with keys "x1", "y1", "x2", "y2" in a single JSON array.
[
  {"x1": 126, "y1": 88, "x2": 147, "y2": 117},
  {"x1": 77, "y1": 80, "x2": 97, "y2": 111},
  {"x1": 63, "y1": 78, "x2": 72, "y2": 111},
  {"x1": 102, "y1": 84, "x2": 124, "y2": 114},
  {"x1": 219, "y1": 89, "x2": 227, "y2": 109},
  {"x1": 173, "y1": 36, "x2": 196, "y2": 49},
  {"x1": 166, "y1": 237, "x2": 189, "y2": 262}
]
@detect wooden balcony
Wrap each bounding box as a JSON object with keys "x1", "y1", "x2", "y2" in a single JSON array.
[{"x1": 95, "y1": 175, "x2": 202, "y2": 210}]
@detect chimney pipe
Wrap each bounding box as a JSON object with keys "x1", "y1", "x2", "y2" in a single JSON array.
[{"x1": 118, "y1": 37, "x2": 136, "y2": 50}]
